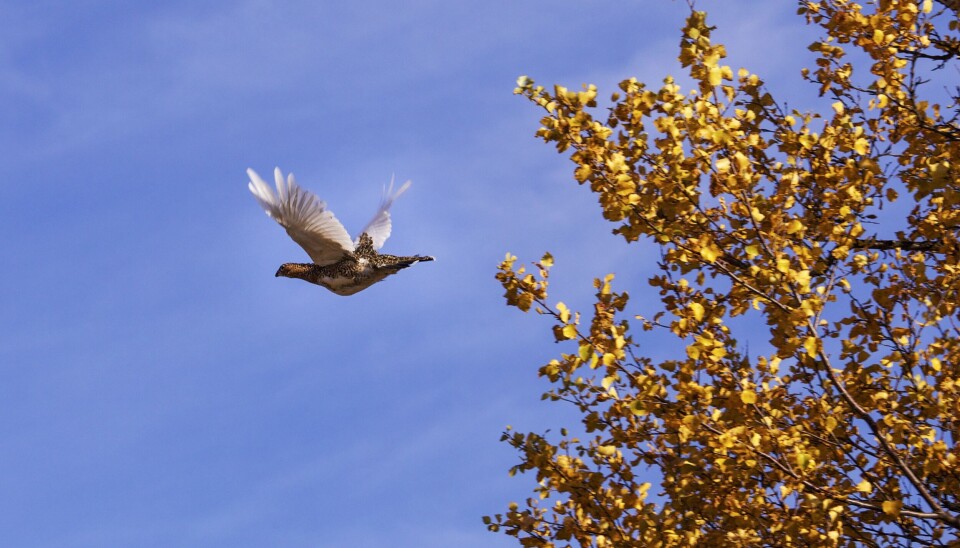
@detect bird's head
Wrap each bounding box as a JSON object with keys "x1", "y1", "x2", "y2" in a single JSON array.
[{"x1": 275, "y1": 263, "x2": 310, "y2": 279}]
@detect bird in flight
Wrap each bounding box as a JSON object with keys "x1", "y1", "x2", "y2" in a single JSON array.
[{"x1": 248, "y1": 167, "x2": 434, "y2": 295}]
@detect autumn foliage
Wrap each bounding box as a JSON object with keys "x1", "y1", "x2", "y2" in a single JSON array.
[{"x1": 487, "y1": 1, "x2": 960, "y2": 546}]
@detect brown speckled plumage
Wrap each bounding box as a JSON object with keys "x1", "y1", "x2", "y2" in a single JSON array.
[
  {"x1": 248, "y1": 168, "x2": 433, "y2": 296},
  {"x1": 276, "y1": 234, "x2": 434, "y2": 296}
]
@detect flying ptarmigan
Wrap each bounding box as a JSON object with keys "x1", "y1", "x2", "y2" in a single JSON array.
[{"x1": 248, "y1": 167, "x2": 434, "y2": 295}]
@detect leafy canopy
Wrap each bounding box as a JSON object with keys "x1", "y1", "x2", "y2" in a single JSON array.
[{"x1": 487, "y1": 1, "x2": 960, "y2": 546}]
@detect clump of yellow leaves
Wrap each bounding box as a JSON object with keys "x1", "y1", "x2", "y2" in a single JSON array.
[{"x1": 487, "y1": 2, "x2": 960, "y2": 546}]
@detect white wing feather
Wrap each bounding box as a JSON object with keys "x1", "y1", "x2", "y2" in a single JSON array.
[
  {"x1": 248, "y1": 167, "x2": 355, "y2": 266},
  {"x1": 356, "y1": 176, "x2": 412, "y2": 250}
]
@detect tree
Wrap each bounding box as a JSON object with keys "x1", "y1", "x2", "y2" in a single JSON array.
[{"x1": 485, "y1": 1, "x2": 960, "y2": 546}]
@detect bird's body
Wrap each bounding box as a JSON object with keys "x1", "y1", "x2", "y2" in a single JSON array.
[
  {"x1": 247, "y1": 168, "x2": 433, "y2": 295},
  {"x1": 275, "y1": 234, "x2": 433, "y2": 296}
]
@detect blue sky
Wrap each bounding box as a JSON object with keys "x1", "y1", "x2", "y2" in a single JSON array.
[{"x1": 1, "y1": 2, "x2": 817, "y2": 546}]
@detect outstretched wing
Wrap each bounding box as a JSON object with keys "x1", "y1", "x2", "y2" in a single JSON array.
[
  {"x1": 356, "y1": 176, "x2": 412, "y2": 250},
  {"x1": 248, "y1": 167, "x2": 355, "y2": 266}
]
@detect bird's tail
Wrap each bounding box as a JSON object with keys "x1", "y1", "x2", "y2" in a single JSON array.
[{"x1": 386, "y1": 255, "x2": 435, "y2": 271}]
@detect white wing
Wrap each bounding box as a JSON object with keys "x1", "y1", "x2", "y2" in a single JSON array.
[
  {"x1": 356, "y1": 176, "x2": 412, "y2": 250},
  {"x1": 248, "y1": 167, "x2": 355, "y2": 266}
]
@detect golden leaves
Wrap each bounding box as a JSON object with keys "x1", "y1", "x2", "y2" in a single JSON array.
[
  {"x1": 803, "y1": 336, "x2": 819, "y2": 358},
  {"x1": 799, "y1": 133, "x2": 819, "y2": 150},
  {"x1": 882, "y1": 500, "x2": 903, "y2": 517},
  {"x1": 556, "y1": 301, "x2": 569, "y2": 323},
  {"x1": 853, "y1": 137, "x2": 870, "y2": 155},
  {"x1": 687, "y1": 331, "x2": 728, "y2": 362},
  {"x1": 493, "y1": 2, "x2": 960, "y2": 546},
  {"x1": 699, "y1": 241, "x2": 723, "y2": 263},
  {"x1": 553, "y1": 324, "x2": 577, "y2": 342},
  {"x1": 689, "y1": 302, "x2": 705, "y2": 322},
  {"x1": 539, "y1": 252, "x2": 554, "y2": 268},
  {"x1": 496, "y1": 253, "x2": 550, "y2": 312},
  {"x1": 796, "y1": 451, "x2": 815, "y2": 471}
]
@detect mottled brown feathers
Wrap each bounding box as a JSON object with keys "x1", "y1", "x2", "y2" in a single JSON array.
[
  {"x1": 274, "y1": 232, "x2": 434, "y2": 296},
  {"x1": 248, "y1": 168, "x2": 433, "y2": 295}
]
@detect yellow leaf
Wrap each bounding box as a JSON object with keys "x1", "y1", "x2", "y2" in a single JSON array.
[
  {"x1": 795, "y1": 270, "x2": 811, "y2": 294},
  {"x1": 882, "y1": 500, "x2": 902, "y2": 516},
  {"x1": 690, "y1": 302, "x2": 705, "y2": 322},
  {"x1": 708, "y1": 66, "x2": 723, "y2": 86},
  {"x1": 578, "y1": 342, "x2": 592, "y2": 363},
  {"x1": 733, "y1": 152, "x2": 750, "y2": 170},
  {"x1": 562, "y1": 325, "x2": 577, "y2": 339},
  {"x1": 700, "y1": 242, "x2": 722, "y2": 263},
  {"x1": 557, "y1": 302, "x2": 570, "y2": 323},
  {"x1": 602, "y1": 375, "x2": 617, "y2": 390},
  {"x1": 856, "y1": 480, "x2": 873, "y2": 493},
  {"x1": 629, "y1": 400, "x2": 647, "y2": 416},
  {"x1": 741, "y1": 390, "x2": 757, "y2": 405},
  {"x1": 601, "y1": 273, "x2": 614, "y2": 295},
  {"x1": 804, "y1": 336, "x2": 819, "y2": 358},
  {"x1": 574, "y1": 164, "x2": 592, "y2": 182},
  {"x1": 596, "y1": 445, "x2": 617, "y2": 457},
  {"x1": 540, "y1": 252, "x2": 554, "y2": 268},
  {"x1": 931, "y1": 161, "x2": 951, "y2": 186},
  {"x1": 853, "y1": 138, "x2": 869, "y2": 155}
]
